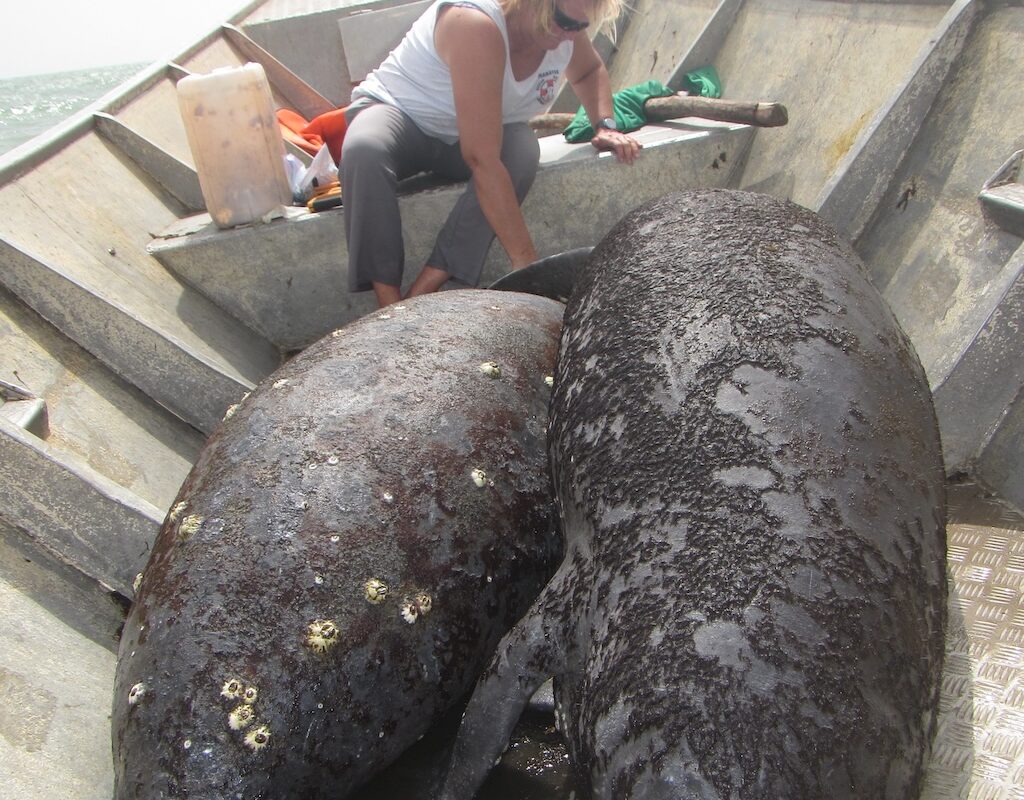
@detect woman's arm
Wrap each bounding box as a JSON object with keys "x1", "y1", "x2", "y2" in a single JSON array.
[
  {"x1": 435, "y1": 6, "x2": 538, "y2": 269},
  {"x1": 564, "y1": 35, "x2": 641, "y2": 164}
]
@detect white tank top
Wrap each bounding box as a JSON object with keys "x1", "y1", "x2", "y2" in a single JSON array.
[{"x1": 353, "y1": 0, "x2": 573, "y2": 144}]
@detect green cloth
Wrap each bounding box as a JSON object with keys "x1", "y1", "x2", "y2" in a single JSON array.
[
  {"x1": 679, "y1": 65, "x2": 722, "y2": 99},
  {"x1": 562, "y1": 68, "x2": 723, "y2": 143},
  {"x1": 563, "y1": 79, "x2": 675, "y2": 143}
]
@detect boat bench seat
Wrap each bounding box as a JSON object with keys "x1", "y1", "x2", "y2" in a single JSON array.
[{"x1": 149, "y1": 121, "x2": 757, "y2": 351}]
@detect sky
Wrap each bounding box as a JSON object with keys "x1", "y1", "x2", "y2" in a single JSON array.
[{"x1": 0, "y1": 0, "x2": 251, "y2": 78}]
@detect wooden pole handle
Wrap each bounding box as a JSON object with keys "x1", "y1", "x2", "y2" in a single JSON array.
[{"x1": 529, "y1": 94, "x2": 789, "y2": 136}]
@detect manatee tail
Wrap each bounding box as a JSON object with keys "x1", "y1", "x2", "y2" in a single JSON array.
[{"x1": 439, "y1": 563, "x2": 573, "y2": 799}]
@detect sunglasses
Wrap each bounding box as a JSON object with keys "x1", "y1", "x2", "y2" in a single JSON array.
[{"x1": 552, "y1": 4, "x2": 590, "y2": 33}]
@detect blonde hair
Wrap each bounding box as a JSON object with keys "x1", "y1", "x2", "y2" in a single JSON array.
[{"x1": 501, "y1": 0, "x2": 625, "y2": 37}]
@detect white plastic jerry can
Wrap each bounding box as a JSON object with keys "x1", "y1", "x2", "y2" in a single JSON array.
[{"x1": 176, "y1": 63, "x2": 291, "y2": 229}]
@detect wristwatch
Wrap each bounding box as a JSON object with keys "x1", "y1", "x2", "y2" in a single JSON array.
[{"x1": 596, "y1": 116, "x2": 618, "y2": 131}]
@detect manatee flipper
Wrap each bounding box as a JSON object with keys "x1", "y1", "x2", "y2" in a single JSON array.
[{"x1": 440, "y1": 565, "x2": 574, "y2": 800}]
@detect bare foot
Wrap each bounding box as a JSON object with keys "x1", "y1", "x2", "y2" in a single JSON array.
[
  {"x1": 373, "y1": 282, "x2": 402, "y2": 308},
  {"x1": 405, "y1": 266, "x2": 450, "y2": 298}
]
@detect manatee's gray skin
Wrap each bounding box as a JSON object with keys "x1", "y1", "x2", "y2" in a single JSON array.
[
  {"x1": 112, "y1": 290, "x2": 565, "y2": 799},
  {"x1": 442, "y1": 190, "x2": 947, "y2": 799}
]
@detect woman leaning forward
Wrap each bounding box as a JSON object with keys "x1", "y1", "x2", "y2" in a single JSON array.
[{"x1": 340, "y1": 0, "x2": 640, "y2": 308}]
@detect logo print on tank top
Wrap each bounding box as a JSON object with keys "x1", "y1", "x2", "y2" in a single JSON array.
[{"x1": 536, "y1": 71, "x2": 559, "y2": 105}]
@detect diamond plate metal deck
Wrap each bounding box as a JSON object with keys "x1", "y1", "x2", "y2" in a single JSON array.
[{"x1": 923, "y1": 484, "x2": 1024, "y2": 800}]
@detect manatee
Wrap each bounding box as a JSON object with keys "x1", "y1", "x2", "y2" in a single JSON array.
[
  {"x1": 112, "y1": 290, "x2": 565, "y2": 799},
  {"x1": 442, "y1": 190, "x2": 947, "y2": 799}
]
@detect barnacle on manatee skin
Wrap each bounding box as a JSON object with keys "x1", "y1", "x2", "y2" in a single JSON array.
[
  {"x1": 364, "y1": 579, "x2": 389, "y2": 604},
  {"x1": 306, "y1": 619, "x2": 340, "y2": 653},
  {"x1": 243, "y1": 686, "x2": 259, "y2": 704},
  {"x1": 414, "y1": 592, "x2": 433, "y2": 614},
  {"x1": 471, "y1": 468, "x2": 488, "y2": 488},
  {"x1": 178, "y1": 515, "x2": 203, "y2": 541},
  {"x1": 229, "y1": 704, "x2": 256, "y2": 730},
  {"x1": 221, "y1": 678, "x2": 244, "y2": 701},
  {"x1": 400, "y1": 592, "x2": 433, "y2": 624},
  {"x1": 479, "y1": 361, "x2": 501, "y2": 378},
  {"x1": 168, "y1": 501, "x2": 188, "y2": 523},
  {"x1": 244, "y1": 725, "x2": 271, "y2": 752},
  {"x1": 128, "y1": 682, "x2": 146, "y2": 706}
]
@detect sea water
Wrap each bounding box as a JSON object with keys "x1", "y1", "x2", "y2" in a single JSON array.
[{"x1": 0, "y1": 63, "x2": 144, "y2": 156}]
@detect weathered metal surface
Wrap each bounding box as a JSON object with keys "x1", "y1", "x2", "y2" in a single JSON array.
[
  {"x1": 111, "y1": 290, "x2": 564, "y2": 799},
  {"x1": 442, "y1": 190, "x2": 948, "y2": 799},
  {"x1": 150, "y1": 123, "x2": 752, "y2": 351}
]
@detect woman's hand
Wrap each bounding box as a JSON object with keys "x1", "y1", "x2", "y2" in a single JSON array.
[
  {"x1": 565, "y1": 37, "x2": 642, "y2": 166},
  {"x1": 590, "y1": 128, "x2": 642, "y2": 164}
]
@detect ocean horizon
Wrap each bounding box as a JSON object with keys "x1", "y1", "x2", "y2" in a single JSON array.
[{"x1": 0, "y1": 63, "x2": 146, "y2": 156}]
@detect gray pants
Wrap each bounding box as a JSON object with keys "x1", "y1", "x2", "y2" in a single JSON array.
[{"x1": 341, "y1": 102, "x2": 540, "y2": 292}]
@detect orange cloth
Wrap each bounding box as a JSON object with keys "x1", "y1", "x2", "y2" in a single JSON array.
[
  {"x1": 303, "y1": 108, "x2": 349, "y2": 165},
  {"x1": 276, "y1": 108, "x2": 323, "y2": 157},
  {"x1": 276, "y1": 107, "x2": 349, "y2": 165}
]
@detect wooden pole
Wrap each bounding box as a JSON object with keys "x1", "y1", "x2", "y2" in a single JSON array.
[{"x1": 529, "y1": 94, "x2": 788, "y2": 136}]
